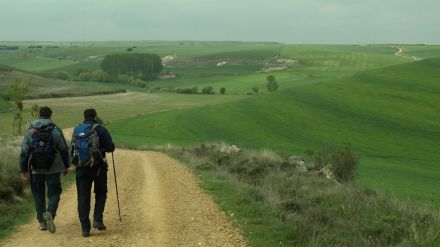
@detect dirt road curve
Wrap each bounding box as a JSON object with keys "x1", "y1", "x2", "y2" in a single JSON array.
[
  {"x1": 394, "y1": 47, "x2": 422, "y2": 61},
  {"x1": 1, "y1": 149, "x2": 246, "y2": 247}
]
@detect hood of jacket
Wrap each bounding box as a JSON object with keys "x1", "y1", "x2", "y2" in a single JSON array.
[{"x1": 31, "y1": 118, "x2": 53, "y2": 129}]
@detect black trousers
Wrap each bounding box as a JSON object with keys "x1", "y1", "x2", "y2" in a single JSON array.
[
  {"x1": 76, "y1": 165, "x2": 108, "y2": 231},
  {"x1": 30, "y1": 173, "x2": 62, "y2": 223}
]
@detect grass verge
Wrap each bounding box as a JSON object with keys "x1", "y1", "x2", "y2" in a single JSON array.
[
  {"x1": 148, "y1": 143, "x2": 440, "y2": 247},
  {"x1": 0, "y1": 138, "x2": 75, "y2": 242}
]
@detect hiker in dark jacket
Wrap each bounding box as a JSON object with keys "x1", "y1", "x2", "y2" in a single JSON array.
[
  {"x1": 19, "y1": 106, "x2": 69, "y2": 233},
  {"x1": 72, "y1": 108, "x2": 115, "y2": 237}
]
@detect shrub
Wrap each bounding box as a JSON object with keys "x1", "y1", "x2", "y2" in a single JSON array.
[
  {"x1": 149, "y1": 86, "x2": 162, "y2": 93},
  {"x1": 0, "y1": 139, "x2": 25, "y2": 202},
  {"x1": 252, "y1": 87, "x2": 260, "y2": 94},
  {"x1": 79, "y1": 71, "x2": 92, "y2": 81},
  {"x1": 117, "y1": 74, "x2": 131, "y2": 83},
  {"x1": 117, "y1": 74, "x2": 146, "y2": 88},
  {"x1": 330, "y1": 144, "x2": 359, "y2": 182},
  {"x1": 52, "y1": 70, "x2": 69, "y2": 80},
  {"x1": 92, "y1": 69, "x2": 113, "y2": 82},
  {"x1": 175, "y1": 87, "x2": 198, "y2": 94},
  {"x1": 305, "y1": 143, "x2": 359, "y2": 182},
  {"x1": 202, "y1": 86, "x2": 214, "y2": 94},
  {"x1": 220, "y1": 87, "x2": 226, "y2": 94},
  {"x1": 75, "y1": 68, "x2": 89, "y2": 76},
  {"x1": 305, "y1": 144, "x2": 335, "y2": 170}
]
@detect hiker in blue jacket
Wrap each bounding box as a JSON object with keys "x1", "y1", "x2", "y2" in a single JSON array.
[
  {"x1": 19, "y1": 106, "x2": 69, "y2": 233},
  {"x1": 72, "y1": 108, "x2": 115, "y2": 237}
]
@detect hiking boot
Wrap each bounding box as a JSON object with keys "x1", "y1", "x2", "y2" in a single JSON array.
[
  {"x1": 42, "y1": 212, "x2": 56, "y2": 233},
  {"x1": 39, "y1": 222, "x2": 47, "y2": 231},
  {"x1": 82, "y1": 230, "x2": 90, "y2": 237},
  {"x1": 92, "y1": 220, "x2": 107, "y2": 231}
]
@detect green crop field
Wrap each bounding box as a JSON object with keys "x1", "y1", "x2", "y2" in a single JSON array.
[
  {"x1": 401, "y1": 45, "x2": 440, "y2": 58},
  {"x1": 107, "y1": 57, "x2": 440, "y2": 204},
  {"x1": 0, "y1": 92, "x2": 245, "y2": 136}
]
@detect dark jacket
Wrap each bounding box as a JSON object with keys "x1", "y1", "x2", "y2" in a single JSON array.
[
  {"x1": 20, "y1": 118, "x2": 70, "y2": 174},
  {"x1": 71, "y1": 119, "x2": 115, "y2": 164}
]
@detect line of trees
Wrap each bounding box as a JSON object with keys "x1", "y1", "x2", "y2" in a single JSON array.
[{"x1": 101, "y1": 53, "x2": 163, "y2": 81}]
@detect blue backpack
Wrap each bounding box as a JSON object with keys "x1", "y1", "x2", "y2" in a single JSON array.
[
  {"x1": 30, "y1": 124, "x2": 56, "y2": 170},
  {"x1": 72, "y1": 124, "x2": 102, "y2": 167}
]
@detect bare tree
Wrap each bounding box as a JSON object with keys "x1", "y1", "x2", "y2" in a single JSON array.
[{"x1": 9, "y1": 81, "x2": 30, "y2": 135}]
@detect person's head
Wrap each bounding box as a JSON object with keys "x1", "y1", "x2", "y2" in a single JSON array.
[
  {"x1": 39, "y1": 106, "x2": 52, "y2": 119},
  {"x1": 84, "y1": 108, "x2": 97, "y2": 120}
]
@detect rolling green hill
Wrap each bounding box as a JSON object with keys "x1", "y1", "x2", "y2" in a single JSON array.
[
  {"x1": 108, "y1": 57, "x2": 440, "y2": 203},
  {"x1": 0, "y1": 65, "x2": 130, "y2": 99},
  {"x1": 1, "y1": 43, "x2": 417, "y2": 95},
  {"x1": 140, "y1": 44, "x2": 411, "y2": 94},
  {"x1": 401, "y1": 45, "x2": 440, "y2": 58}
]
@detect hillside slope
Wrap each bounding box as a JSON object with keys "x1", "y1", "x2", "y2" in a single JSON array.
[
  {"x1": 0, "y1": 65, "x2": 124, "y2": 99},
  {"x1": 108, "y1": 57, "x2": 440, "y2": 202}
]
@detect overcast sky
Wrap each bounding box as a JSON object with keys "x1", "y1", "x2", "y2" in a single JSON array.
[{"x1": 0, "y1": 0, "x2": 439, "y2": 44}]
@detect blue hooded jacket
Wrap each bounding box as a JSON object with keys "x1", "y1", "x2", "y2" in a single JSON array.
[{"x1": 71, "y1": 119, "x2": 115, "y2": 165}]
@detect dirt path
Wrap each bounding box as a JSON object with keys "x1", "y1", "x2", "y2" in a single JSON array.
[
  {"x1": 394, "y1": 46, "x2": 422, "y2": 61},
  {"x1": 1, "y1": 147, "x2": 246, "y2": 246}
]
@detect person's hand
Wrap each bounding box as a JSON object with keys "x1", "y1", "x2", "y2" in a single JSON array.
[
  {"x1": 21, "y1": 172, "x2": 30, "y2": 181},
  {"x1": 63, "y1": 168, "x2": 68, "y2": 176}
]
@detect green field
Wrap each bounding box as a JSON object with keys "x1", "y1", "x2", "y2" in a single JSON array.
[
  {"x1": 0, "y1": 43, "x2": 412, "y2": 95},
  {"x1": 6, "y1": 56, "x2": 77, "y2": 72},
  {"x1": 138, "y1": 45, "x2": 411, "y2": 94},
  {"x1": 0, "y1": 70, "x2": 128, "y2": 99},
  {"x1": 108, "y1": 57, "x2": 440, "y2": 204},
  {"x1": 2, "y1": 42, "x2": 440, "y2": 205},
  {"x1": 401, "y1": 45, "x2": 440, "y2": 58},
  {"x1": 0, "y1": 92, "x2": 245, "y2": 137},
  {"x1": 0, "y1": 97, "x2": 9, "y2": 111}
]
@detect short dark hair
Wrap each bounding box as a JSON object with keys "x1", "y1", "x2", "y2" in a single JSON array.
[
  {"x1": 39, "y1": 106, "x2": 52, "y2": 118},
  {"x1": 84, "y1": 108, "x2": 97, "y2": 120}
]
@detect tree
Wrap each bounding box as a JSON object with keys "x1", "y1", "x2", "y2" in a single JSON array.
[
  {"x1": 220, "y1": 87, "x2": 226, "y2": 94},
  {"x1": 101, "y1": 53, "x2": 163, "y2": 81},
  {"x1": 9, "y1": 81, "x2": 29, "y2": 135},
  {"x1": 52, "y1": 70, "x2": 69, "y2": 80},
  {"x1": 266, "y1": 75, "x2": 279, "y2": 92},
  {"x1": 252, "y1": 87, "x2": 260, "y2": 94},
  {"x1": 202, "y1": 86, "x2": 214, "y2": 94}
]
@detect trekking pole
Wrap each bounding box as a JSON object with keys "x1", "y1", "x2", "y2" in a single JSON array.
[{"x1": 111, "y1": 152, "x2": 122, "y2": 222}]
